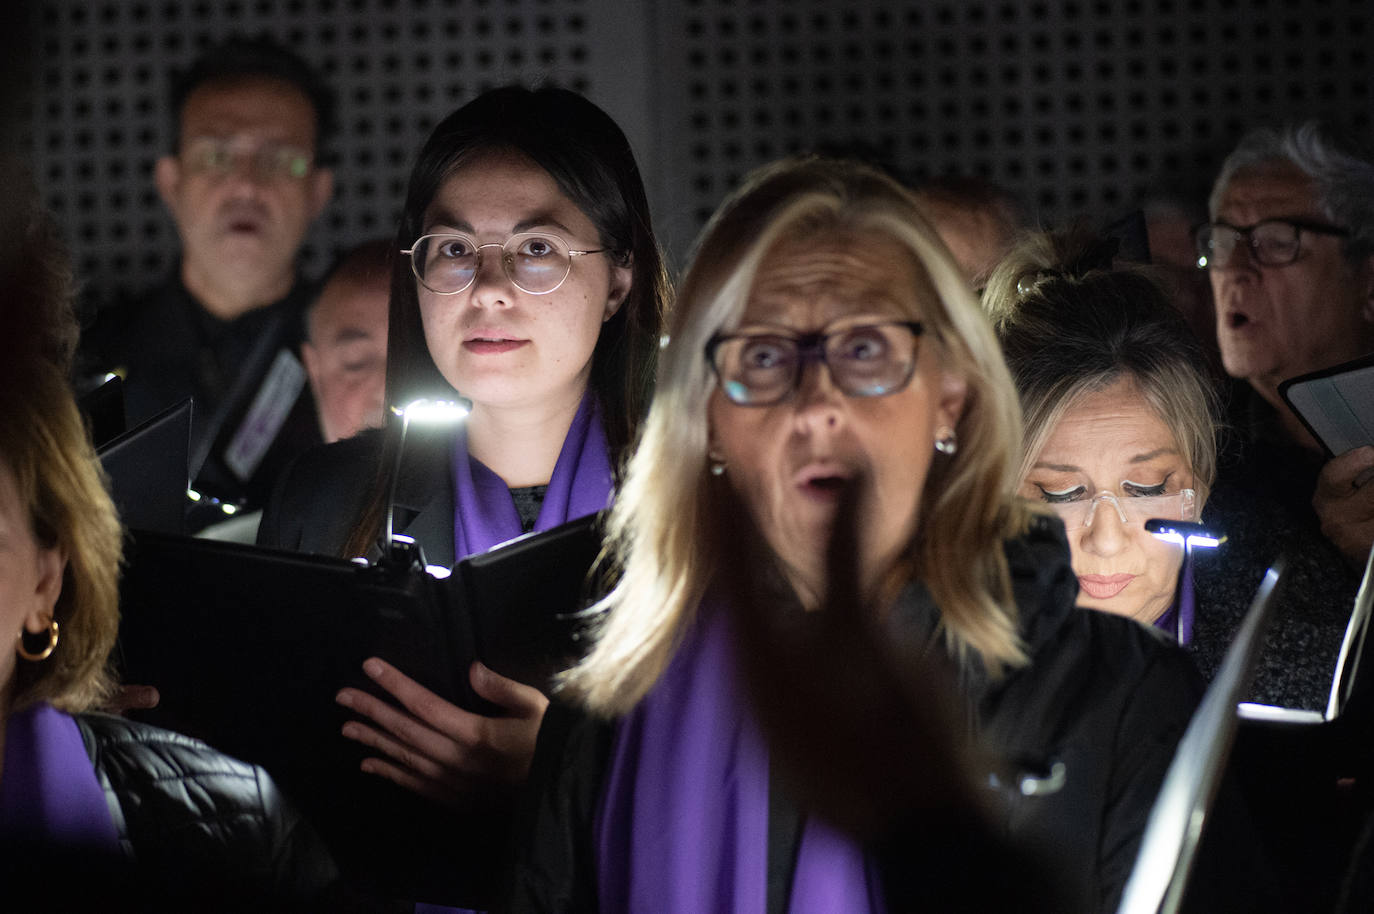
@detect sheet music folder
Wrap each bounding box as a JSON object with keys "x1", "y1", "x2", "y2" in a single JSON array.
[
  {"x1": 114, "y1": 512, "x2": 602, "y2": 903},
  {"x1": 1279, "y1": 351, "x2": 1374, "y2": 458},
  {"x1": 1116, "y1": 561, "x2": 1285, "y2": 914},
  {"x1": 97, "y1": 398, "x2": 192, "y2": 536}
]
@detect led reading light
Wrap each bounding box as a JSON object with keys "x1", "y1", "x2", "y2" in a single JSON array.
[{"x1": 384, "y1": 397, "x2": 474, "y2": 560}]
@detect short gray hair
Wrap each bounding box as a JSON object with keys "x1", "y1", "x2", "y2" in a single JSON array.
[{"x1": 1210, "y1": 121, "x2": 1374, "y2": 260}]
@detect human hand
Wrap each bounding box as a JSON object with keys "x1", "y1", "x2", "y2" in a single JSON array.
[
  {"x1": 102, "y1": 683, "x2": 160, "y2": 715},
  {"x1": 722, "y1": 478, "x2": 983, "y2": 840},
  {"x1": 1314, "y1": 446, "x2": 1374, "y2": 568},
  {"x1": 335, "y1": 658, "x2": 550, "y2": 808}
]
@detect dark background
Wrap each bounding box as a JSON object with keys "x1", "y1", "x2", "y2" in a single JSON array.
[{"x1": 25, "y1": 0, "x2": 1374, "y2": 311}]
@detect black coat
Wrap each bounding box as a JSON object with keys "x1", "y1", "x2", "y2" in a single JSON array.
[
  {"x1": 80, "y1": 274, "x2": 322, "y2": 513},
  {"x1": 68, "y1": 712, "x2": 342, "y2": 908},
  {"x1": 507, "y1": 516, "x2": 1203, "y2": 914}
]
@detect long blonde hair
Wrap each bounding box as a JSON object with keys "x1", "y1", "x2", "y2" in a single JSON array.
[{"x1": 564, "y1": 158, "x2": 1031, "y2": 716}]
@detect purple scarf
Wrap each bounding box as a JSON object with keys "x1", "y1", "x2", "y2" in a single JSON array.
[
  {"x1": 451, "y1": 392, "x2": 613, "y2": 560},
  {"x1": 595, "y1": 605, "x2": 886, "y2": 914},
  {"x1": 0, "y1": 703, "x2": 119, "y2": 852},
  {"x1": 1153, "y1": 554, "x2": 1197, "y2": 645}
]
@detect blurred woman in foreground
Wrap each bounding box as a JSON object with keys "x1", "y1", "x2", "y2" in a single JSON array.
[
  {"x1": 508, "y1": 158, "x2": 1202, "y2": 914},
  {"x1": 0, "y1": 351, "x2": 338, "y2": 905}
]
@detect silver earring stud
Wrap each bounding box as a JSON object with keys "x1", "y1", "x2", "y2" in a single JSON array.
[
  {"x1": 710, "y1": 460, "x2": 727, "y2": 476},
  {"x1": 934, "y1": 428, "x2": 958, "y2": 456}
]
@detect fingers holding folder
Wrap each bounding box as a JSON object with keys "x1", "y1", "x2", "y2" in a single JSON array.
[{"x1": 336, "y1": 656, "x2": 549, "y2": 807}]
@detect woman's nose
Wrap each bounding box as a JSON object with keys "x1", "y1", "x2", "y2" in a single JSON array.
[
  {"x1": 469, "y1": 245, "x2": 514, "y2": 308},
  {"x1": 792, "y1": 361, "x2": 844, "y2": 431},
  {"x1": 1080, "y1": 494, "x2": 1132, "y2": 555}
]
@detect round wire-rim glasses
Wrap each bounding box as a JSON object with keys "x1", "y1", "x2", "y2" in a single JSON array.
[
  {"x1": 402, "y1": 232, "x2": 609, "y2": 295},
  {"x1": 705, "y1": 320, "x2": 925, "y2": 407}
]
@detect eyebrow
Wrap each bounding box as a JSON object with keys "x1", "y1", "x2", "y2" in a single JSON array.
[
  {"x1": 330, "y1": 327, "x2": 376, "y2": 345},
  {"x1": 1216, "y1": 213, "x2": 1324, "y2": 225},
  {"x1": 736, "y1": 306, "x2": 907, "y2": 330},
  {"x1": 424, "y1": 208, "x2": 576, "y2": 238},
  {"x1": 1032, "y1": 461, "x2": 1082, "y2": 474},
  {"x1": 1130, "y1": 447, "x2": 1178, "y2": 463},
  {"x1": 1032, "y1": 448, "x2": 1180, "y2": 474}
]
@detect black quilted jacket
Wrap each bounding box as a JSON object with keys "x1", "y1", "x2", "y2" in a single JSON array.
[{"x1": 73, "y1": 712, "x2": 342, "y2": 907}]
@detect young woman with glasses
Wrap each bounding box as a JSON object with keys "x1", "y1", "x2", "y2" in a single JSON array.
[{"x1": 259, "y1": 86, "x2": 668, "y2": 813}]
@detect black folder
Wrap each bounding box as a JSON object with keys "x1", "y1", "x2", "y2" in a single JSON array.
[
  {"x1": 1279, "y1": 351, "x2": 1374, "y2": 458},
  {"x1": 97, "y1": 398, "x2": 192, "y2": 536},
  {"x1": 78, "y1": 374, "x2": 126, "y2": 449},
  {"x1": 113, "y1": 513, "x2": 603, "y2": 904}
]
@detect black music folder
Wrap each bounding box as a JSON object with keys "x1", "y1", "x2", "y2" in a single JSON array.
[
  {"x1": 78, "y1": 373, "x2": 126, "y2": 449},
  {"x1": 97, "y1": 398, "x2": 192, "y2": 535},
  {"x1": 114, "y1": 513, "x2": 602, "y2": 904}
]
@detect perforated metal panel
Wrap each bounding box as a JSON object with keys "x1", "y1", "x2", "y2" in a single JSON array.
[
  {"x1": 29, "y1": 0, "x2": 646, "y2": 312},
  {"x1": 651, "y1": 0, "x2": 1374, "y2": 254},
  {"x1": 27, "y1": 0, "x2": 1374, "y2": 307}
]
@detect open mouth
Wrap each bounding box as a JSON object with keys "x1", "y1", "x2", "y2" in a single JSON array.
[
  {"x1": 220, "y1": 203, "x2": 268, "y2": 235},
  {"x1": 795, "y1": 465, "x2": 856, "y2": 503}
]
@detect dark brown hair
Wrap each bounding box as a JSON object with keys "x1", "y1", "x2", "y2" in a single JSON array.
[{"x1": 343, "y1": 86, "x2": 670, "y2": 558}]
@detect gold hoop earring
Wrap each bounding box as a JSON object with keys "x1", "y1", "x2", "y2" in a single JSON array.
[{"x1": 17, "y1": 619, "x2": 59, "y2": 662}]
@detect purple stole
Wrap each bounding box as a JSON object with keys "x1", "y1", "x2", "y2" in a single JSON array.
[
  {"x1": 1154, "y1": 554, "x2": 1197, "y2": 645},
  {"x1": 595, "y1": 605, "x2": 887, "y2": 914},
  {"x1": 423, "y1": 393, "x2": 612, "y2": 914},
  {"x1": 0, "y1": 703, "x2": 119, "y2": 852},
  {"x1": 451, "y1": 393, "x2": 613, "y2": 560}
]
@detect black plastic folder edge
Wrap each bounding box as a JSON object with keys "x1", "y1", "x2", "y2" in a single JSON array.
[{"x1": 115, "y1": 511, "x2": 604, "y2": 740}]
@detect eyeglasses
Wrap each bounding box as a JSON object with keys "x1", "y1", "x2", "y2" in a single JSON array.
[
  {"x1": 1043, "y1": 488, "x2": 1197, "y2": 531},
  {"x1": 181, "y1": 137, "x2": 313, "y2": 182},
  {"x1": 1192, "y1": 219, "x2": 1349, "y2": 269},
  {"x1": 706, "y1": 321, "x2": 924, "y2": 407},
  {"x1": 402, "y1": 232, "x2": 609, "y2": 296}
]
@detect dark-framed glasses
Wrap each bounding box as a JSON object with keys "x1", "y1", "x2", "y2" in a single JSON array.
[
  {"x1": 181, "y1": 137, "x2": 313, "y2": 182},
  {"x1": 1192, "y1": 219, "x2": 1349, "y2": 269},
  {"x1": 706, "y1": 320, "x2": 925, "y2": 407},
  {"x1": 402, "y1": 232, "x2": 609, "y2": 295}
]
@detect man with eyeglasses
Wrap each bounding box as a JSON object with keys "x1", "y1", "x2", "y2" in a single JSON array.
[
  {"x1": 1201, "y1": 121, "x2": 1374, "y2": 569},
  {"x1": 82, "y1": 37, "x2": 335, "y2": 531}
]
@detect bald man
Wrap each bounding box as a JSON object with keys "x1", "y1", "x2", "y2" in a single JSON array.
[{"x1": 302, "y1": 240, "x2": 391, "y2": 443}]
